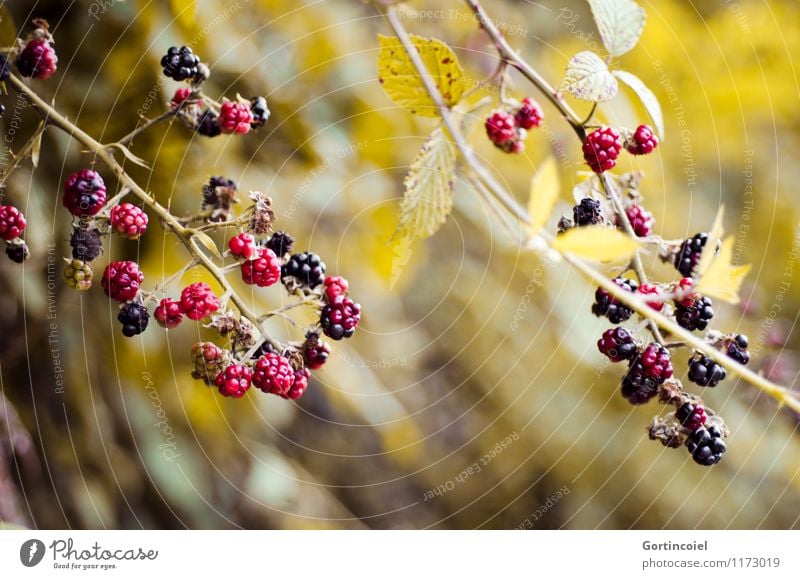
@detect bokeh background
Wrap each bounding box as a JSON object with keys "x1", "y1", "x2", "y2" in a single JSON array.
[{"x1": 1, "y1": 0, "x2": 799, "y2": 529}]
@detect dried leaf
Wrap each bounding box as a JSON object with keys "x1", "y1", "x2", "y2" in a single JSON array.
[
  {"x1": 192, "y1": 232, "x2": 223, "y2": 260},
  {"x1": 552, "y1": 226, "x2": 639, "y2": 262},
  {"x1": 527, "y1": 157, "x2": 560, "y2": 236},
  {"x1": 696, "y1": 237, "x2": 751, "y2": 304},
  {"x1": 587, "y1": 0, "x2": 646, "y2": 57},
  {"x1": 697, "y1": 205, "x2": 725, "y2": 276},
  {"x1": 397, "y1": 126, "x2": 456, "y2": 239},
  {"x1": 613, "y1": 70, "x2": 664, "y2": 139},
  {"x1": 30, "y1": 122, "x2": 45, "y2": 169},
  {"x1": 560, "y1": 51, "x2": 618, "y2": 102},
  {"x1": 378, "y1": 34, "x2": 465, "y2": 116}
]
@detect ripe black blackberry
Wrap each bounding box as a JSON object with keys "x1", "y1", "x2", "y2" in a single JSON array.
[
  {"x1": 250, "y1": 96, "x2": 270, "y2": 129},
  {"x1": 675, "y1": 296, "x2": 714, "y2": 331},
  {"x1": 70, "y1": 226, "x2": 103, "y2": 262},
  {"x1": 591, "y1": 277, "x2": 638, "y2": 324},
  {"x1": 620, "y1": 343, "x2": 672, "y2": 405},
  {"x1": 675, "y1": 402, "x2": 707, "y2": 431},
  {"x1": 160, "y1": 46, "x2": 200, "y2": 81},
  {"x1": 687, "y1": 354, "x2": 727, "y2": 387},
  {"x1": 282, "y1": 252, "x2": 326, "y2": 289},
  {"x1": 5, "y1": 240, "x2": 29, "y2": 263},
  {"x1": 196, "y1": 109, "x2": 221, "y2": 137},
  {"x1": 674, "y1": 233, "x2": 707, "y2": 277},
  {"x1": 686, "y1": 424, "x2": 726, "y2": 466},
  {"x1": 726, "y1": 334, "x2": 750, "y2": 365},
  {"x1": 597, "y1": 327, "x2": 638, "y2": 362},
  {"x1": 118, "y1": 302, "x2": 150, "y2": 337},
  {"x1": 265, "y1": 231, "x2": 294, "y2": 258},
  {"x1": 250, "y1": 340, "x2": 279, "y2": 360},
  {"x1": 573, "y1": 197, "x2": 602, "y2": 227}
]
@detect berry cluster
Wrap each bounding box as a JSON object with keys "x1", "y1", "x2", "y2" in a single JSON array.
[
  {"x1": 0, "y1": 204, "x2": 28, "y2": 263},
  {"x1": 484, "y1": 97, "x2": 543, "y2": 154},
  {"x1": 583, "y1": 124, "x2": 658, "y2": 173},
  {"x1": 160, "y1": 45, "x2": 269, "y2": 139}
]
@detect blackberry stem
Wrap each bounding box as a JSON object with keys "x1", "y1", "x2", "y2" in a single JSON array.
[
  {"x1": 375, "y1": 1, "x2": 800, "y2": 415},
  {"x1": 6, "y1": 72, "x2": 284, "y2": 352}
]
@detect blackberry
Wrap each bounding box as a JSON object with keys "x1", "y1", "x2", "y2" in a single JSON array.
[
  {"x1": 16, "y1": 39, "x2": 58, "y2": 79},
  {"x1": 241, "y1": 247, "x2": 281, "y2": 287},
  {"x1": 0, "y1": 205, "x2": 26, "y2": 240},
  {"x1": 196, "y1": 109, "x2": 221, "y2": 137},
  {"x1": 265, "y1": 231, "x2": 294, "y2": 258},
  {"x1": 582, "y1": 126, "x2": 622, "y2": 173},
  {"x1": 323, "y1": 276, "x2": 349, "y2": 302},
  {"x1": 686, "y1": 425, "x2": 726, "y2": 466},
  {"x1": 675, "y1": 296, "x2": 714, "y2": 331},
  {"x1": 674, "y1": 233, "x2": 707, "y2": 277},
  {"x1": 623, "y1": 204, "x2": 654, "y2": 237},
  {"x1": 625, "y1": 124, "x2": 659, "y2": 155},
  {"x1": 214, "y1": 363, "x2": 252, "y2": 398},
  {"x1": 250, "y1": 96, "x2": 270, "y2": 129},
  {"x1": 573, "y1": 197, "x2": 602, "y2": 227},
  {"x1": 514, "y1": 97, "x2": 543, "y2": 130},
  {"x1": 620, "y1": 343, "x2": 672, "y2": 405},
  {"x1": 485, "y1": 110, "x2": 524, "y2": 154},
  {"x1": 160, "y1": 46, "x2": 200, "y2": 81},
  {"x1": 320, "y1": 295, "x2": 361, "y2": 340},
  {"x1": 228, "y1": 232, "x2": 257, "y2": 261},
  {"x1": 110, "y1": 203, "x2": 149, "y2": 239},
  {"x1": 191, "y1": 342, "x2": 228, "y2": 384},
  {"x1": 637, "y1": 283, "x2": 664, "y2": 312},
  {"x1": 252, "y1": 353, "x2": 295, "y2": 396},
  {"x1": 250, "y1": 340, "x2": 279, "y2": 360},
  {"x1": 591, "y1": 277, "x2": 638, "y2": 324},
  {"x1": 0, "y1": 54, "x2": 10, "y2": 81},
  {"x1": 155, "y1": 298, "x2": 183, "y2": 329},
  {"x1": 63, "y1": 169, "x2": 107, "y2": 217},
  {"x1": 70, "y1": 226, "x2": 103, "y2": 261},
  {"x1": 303, "y1": 331, "x2": 331, "y2": 369},
  {"x1": 282, "y1": 251, "x2": 326, "y2": 289},
  {"x1": 102, "y1": 260, "x2": 143, "y2": 302},
  {"x1": 5, "y1": 240, "x2": 29, "y2": 263},
  {"x1": 219, "y1": 100, "x2": 253, "y2": 135},
  {"x1": 675, "y1": 402, "x2": 707, "y2": 431},
  {"x1": 726, "y1": 334, "x2": 750, "y2": 365},
  {"x1": 179, "y1": 282, "x2": 220, "y2": 321},
  {"x1": 597, "y1": 327, "x2": 638, "y2": 362},
  {"x1": 687, "y1": 354, "x2": 726, "y2": 387},
  {"x1": 118, "y1": 302, "x2": 150, "y2": 337},
  {"x1": 285, "y1": 368, "x2": 310, "y2": 400}
]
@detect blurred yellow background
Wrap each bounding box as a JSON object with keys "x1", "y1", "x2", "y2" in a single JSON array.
[{"x1": 1, "y1": 0, "x2": 799, "y2": 529}]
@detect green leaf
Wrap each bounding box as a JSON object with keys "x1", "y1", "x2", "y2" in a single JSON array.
[
  {"x1": 398, "y1": 126, "x2": 457, "y2": 239},
  {"x1": 527, "y1": 157, "x2": 560, "y2": 237},
  {"x1": 378, "y1": 34, "x2": 465, "y2": 117},
  {"x1": 0, "y1": 6, "x2": 17, "y2": 47},
  {"x1": 696, "y1": 237, "x2": 751, "y2": 304},
  {"x1": 560, "y1": 51, "x2": 618, "y2": 102},
  {"x1": 552, "y1": 226, "x2": 639, "y2": 262},
  {"x1": 613, "y1": 70, "x2": 664, "y2": 139},
  {"x1": 587, "y1": 0, "x2": 646, "y2": 57}
]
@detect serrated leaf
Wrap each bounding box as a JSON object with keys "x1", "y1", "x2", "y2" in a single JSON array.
[
  {"x1": 552, "y1": 226, "x2": 639, "y2": 262},
  {"x1": 697, "y1": 205, "x2": 725, "y2": 276},
  {"x1": 378, "y1": 34, "x2": 465, "y2": 117},
  {"x1": 613, "y1": 70, "x2": 664, "y2": 140},
  {"x1": 398, "y1": 126, "x2": 456, "y2": 239},
  {"x1": 0, "y1": 6, "x2": 17, "y2": 47},
  {"x1": 560, "y1": 51, "x2": 618, "y2": 102},
  {"x1": 696, "y1": 237, "x2": 751, "y2": 304},
  {"x1": 192, "y1": 232, "x2": 222, "y2": 260},
  {"x1": 527, "y1": 157, "x2": 560, "y2": 236},
  {"x1": 587, "y1": 0, "x2": 646, "y2": 57}
]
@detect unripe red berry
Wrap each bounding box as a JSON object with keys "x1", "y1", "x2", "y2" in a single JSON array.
[
  {"x1": 16, "y1": 38, "x2": 58, "y2": 79},
  {"x1": 252, "y1": 353, "x2": 295, "y2": 396},
  {"x1": 102, "y1": 260, "x2": 143, "y2": 302},
  {"x1": 625, "y1": 124, "x2": 659, "y2": 155},
  {"x1": 320, "y1": 294, "x2": 361, "y2": 340},
  {"x1": 155, "y1": 298, "x2": 184, "y2": 328},
  {"x1": 228, "y1": 232, "x2": 257, "y2": 261},
  {"x1": 637, "y1": 283, "x2": 664, "y2": 312},
  {"x1": 323, "y1": 275, "x2": 349, "y2": 302},
  {"x1": 63, "y1": 169, "x2": 107, "y2": 217},
  {"x1": 623, "y1": 204, "x2": 654, "y2": 237},
  {"x1": 485, "y1": 110, "x2": 525, "y2": 153},
  {"x1": 583, "y1": 127, "x2": 622, "y2": 173},
  {"x1": 0, "y1": 205, "x2": 26, "y2": 240},
  {"x1": 219, "y1": 100, "x2": 253, "y2": 135},
  {"x1": 303, "y1": 332, "x2": 331, "y2": 369},
  {"x1": 110, "y1": 203, "x2": 149, "y2": 239},
  {"x1": 179, "y1": 282, "x2": 220, "y2": 321},
  {"x1": 241, "y1": 247, "x2": 281, "y2": 287},
  {"x1": 170, "y1": 87, "x2": 192, "y2": 109},
  {"x1": 285, "y1": 367, "x2": 310, "y2": 400},
  {"x1": 214, "y1": 363, "x2": 252, "y2": 398},
  {"x1": 514, "y1": 97, "x2": 543, "y2": 129}
]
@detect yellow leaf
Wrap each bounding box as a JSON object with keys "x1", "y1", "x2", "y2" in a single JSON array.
[
  {"x1": 191, "y1": 232, "x2": 222, "y2": 261},
  {"x1": 697, "y1": 204, "x2": 724, "y2": 276},
  {"x1": 552, "y1": 226, "x2": 639, "y2": 262},
  {"x1": 696, "y1": 236, "x2": 751, "y2": 304},
  {"x1": 527, "y1": 157, "x2": 560, "y2": 236},
  {"x1": 397, "y1": 126, "x2": 456, "y2": 239},
  {"x1": 377, "y1": 34, "x2": 464, "y2": 117}
]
